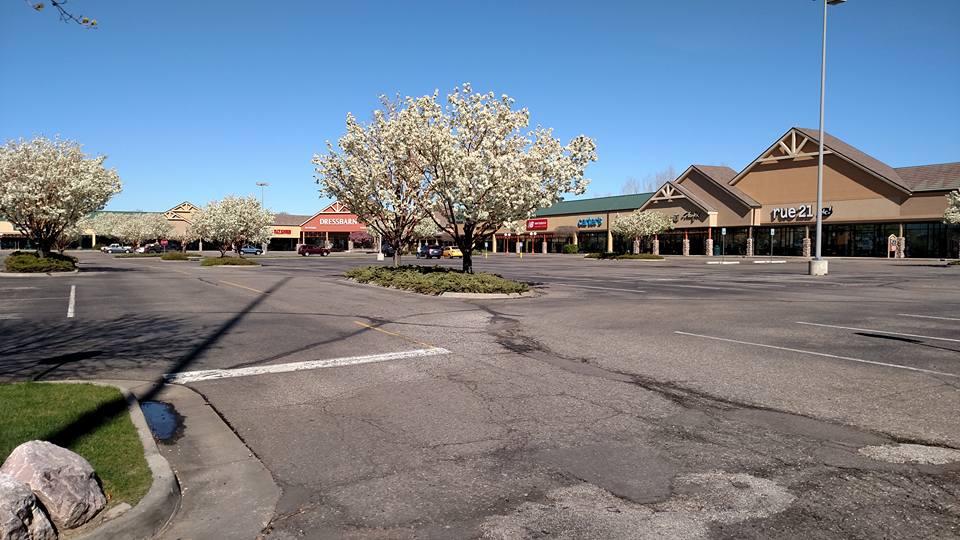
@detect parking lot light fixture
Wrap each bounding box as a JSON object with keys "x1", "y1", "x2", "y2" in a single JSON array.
[{"x1": 810, "y1": 0, "x2": 846, "y2": 276}]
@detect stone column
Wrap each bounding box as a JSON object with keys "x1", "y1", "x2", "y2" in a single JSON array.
[
  {"x1": 802, "y1": 225, "x2": 811, "y2": 257},
  {"x1": 746, "y1": 227, "x2": 754, "y2": 257},
  {"x1": 516, "y1": 240, "x2": 521, "y2": 254},
  {"x1": 492, "y1": 236, "x2": 497, "y2": 253},
  {"x1": 652, "y1": 235, "x2": 660, "y2": 256},
  {"x1": 633, "y1": 239, "x2": 640, "y2": 254},
  {"x1": 705, "y1": 238, "x2": 713, "y2": 256},
  {"x1": 682, "y1": 238, "x2": 690, "y2": 256},
  {"x1": 347, "y1": 239, "x2": 354, "y2": 252},
  {"x1": 91, "y1": 232, "x2": 96, "y2": 249},
  {"x1": 897, "y1": 223, "x2": 906, "y2": 259},
  {"x1": 542, "y1": 239, "x2": 547, "y2": 254},
  {"x1": 573, "y1": 233, "x2": 579, "y2": 246},
  {"x1": 606, "y1": 229, "x2": 613, "y2": 253}
]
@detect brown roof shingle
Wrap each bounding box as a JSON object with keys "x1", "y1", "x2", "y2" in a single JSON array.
[
  {"x1": 795, "y1": 127, "x2": 909, "y2": 192},
  {"x1": 272, "y1": 212, "x2": 312, "y2": 226},
  {"x1": 894, "y1": 163, "x2": 960, "y2": 192},
  {"x1": 691, "y1": 165, "x2": 760, "y2": 208}
]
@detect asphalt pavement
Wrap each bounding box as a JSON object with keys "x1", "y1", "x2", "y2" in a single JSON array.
[{"x1": 1, "y1": 250, "x2": 958, "y2": 539}]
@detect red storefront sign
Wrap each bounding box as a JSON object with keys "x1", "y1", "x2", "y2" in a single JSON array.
[
  {"x1": 273, "y1": 229, "x2": 292, "y2": 235},
  {"x1": 526, "y1": 218, "x2": 548, "y2": 231}
]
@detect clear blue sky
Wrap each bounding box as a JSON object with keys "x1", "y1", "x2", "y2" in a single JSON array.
[{"x1": 2, "y1": 0, "x2": 958, "y2": 214}]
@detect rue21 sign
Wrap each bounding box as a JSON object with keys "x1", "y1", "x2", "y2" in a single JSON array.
[{"x1": 771, "y1": 205, "x2": 834, "y2": 221}]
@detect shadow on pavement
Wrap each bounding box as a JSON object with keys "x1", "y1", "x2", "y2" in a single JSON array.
[{"x1": 0, "y1": 276, "x2": 292, "y2": 449}]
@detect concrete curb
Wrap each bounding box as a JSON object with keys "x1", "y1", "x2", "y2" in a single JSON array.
[
  {"x1": 0, "y1": 269, "x2": 80, "y2": 278},
  {"x1": 56, "y1": 380, "x2": 181, "y2": 540},
  {"x1": 439, "y1": 291, "x2": 536, "y2": 299}
]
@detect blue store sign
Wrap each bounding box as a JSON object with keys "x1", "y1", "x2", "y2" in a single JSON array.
[{"x1": 578, "y1": 217, "x2": 603, "y2": 228}]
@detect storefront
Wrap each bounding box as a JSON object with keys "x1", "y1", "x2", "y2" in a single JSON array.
[{"x1": 299, "y1": 202, "x2": 368, "y2": 251}]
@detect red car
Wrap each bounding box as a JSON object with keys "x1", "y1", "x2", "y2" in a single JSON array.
[{"x1": 298, "y1": 244, "x2": 330, "y2": 256}]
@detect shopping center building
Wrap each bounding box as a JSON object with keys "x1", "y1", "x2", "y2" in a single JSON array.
[
  {"x1": 493, "y1": 127, "x2": 960, "y2": 259},
  {"x1": 1, "y1": 127, "x2": 957, "y2": 258}
]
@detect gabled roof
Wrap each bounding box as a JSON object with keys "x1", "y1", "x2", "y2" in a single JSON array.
[
  {"x1": 729, "y1": 127, "x2": 912, "y2": 194},
  {"x1": 894, "y1": 162, "x2": 960, "y2": 192},
  {"x1": 320, "y1": 201, "x2": 351, "y2": 213},
  {"x1": 794, "y1": 128, "x2": 910, "y2": 192},
  {"x1": 534, "y1": 193, "x2": 654, "y2": 217},
  {"x1": 687, "y1": 165, "x2": 760, "y2": 208},
  {"x1": 272, "y1": 213, "x2": 313, "y2": 226},
  {"x1": 639, "y1": 181, "x2": 716, "y2": 213}
]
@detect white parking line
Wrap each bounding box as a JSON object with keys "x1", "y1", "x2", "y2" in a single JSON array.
[
  {"x1": 897, "y1": 313, "x2": 960, "y2": 322},
  {"x1": 674, "y1": 331, "x2": 958, "y2": 378},
  {"x1": 0, "y1": 287, "x2": 38, "y2": 291},
  {"x1": 0, "y1": 314, "x2": 22, "y2": 320},
  {"x1": 550, "y1": 282, "x2": 645, "y2": 293},
  {"x1": 67, "y1": 285, "x2": 76, "y2": 318},
  {"x1": 164, "y1": 347, "x2": 450, "y2": 384},
  {"x1": 795, "y1": 321, "x2": 960, "y2": 343}
]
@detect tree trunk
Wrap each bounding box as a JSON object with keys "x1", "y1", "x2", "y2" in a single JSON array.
[
  {"x1": 36, "y1": 236, "x2": 54, "y2": 258},
  {"x1": 462, "y1": 248, "x2": 473, "y2": 274}
]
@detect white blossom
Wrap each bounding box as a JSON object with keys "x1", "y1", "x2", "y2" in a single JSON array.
[
  {"x1": 418, "y1": 83, "x2": 597, "y2": 272},
  {"x1": 611, "y1": 210, "x2": 673, "y2": 253},
  {"x1": 313, "y1": 95, "x2": 438, "y2": 266},
  {"x1": 89, "y1": 212, "x2": 172, "y2": 247},
  {"x1": 945, "y1": 190, "x2": 960, "y2": 225},
  {"x1": 192, "y1": 195, "x2": 273, "y2": 257},
  {"x1": 0, "y1": 136, "x2": 121, "y2": 256}
]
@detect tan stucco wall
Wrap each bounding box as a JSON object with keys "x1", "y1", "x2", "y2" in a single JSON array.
[
  {"x1": 736, "y1": 156, "x2": 906, "y2": 206},
  {"x1": 677, "y1": 170, "x2": 752, "y2": 226},
  {"x1": 900, "y1": 191, "x2": 950, "y2": 220},
  {"x1": 0, "y1": 220, "x2": 21, "y2": 235}
]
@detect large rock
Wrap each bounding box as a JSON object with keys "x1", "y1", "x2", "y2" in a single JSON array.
[
  {"x1": 1, "y1": 441, "x2": 106, "y2": 530},
  {"x1": 0, "y1": 473, "x2": 56, "y2": 540}
]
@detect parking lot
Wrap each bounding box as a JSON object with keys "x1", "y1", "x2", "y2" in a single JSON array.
[{"x1": 1, "y1": 251, "x2": 958, "y2": 539}]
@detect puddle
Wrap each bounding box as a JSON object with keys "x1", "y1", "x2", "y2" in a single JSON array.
[{"x1": 141, "y1": 400, "x2": 184, "y2": 443}]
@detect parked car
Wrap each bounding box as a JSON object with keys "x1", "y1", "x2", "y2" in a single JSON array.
[
  {"x1": 239, "y1": 246, "x2": 263, "y2": 255},
  {"x1": 442, "y1": 246, "x2": 463, "y2": 258},
  {"x1": 417, "y1": 244, "x2": 443, "y2": 259},
  {"x1": 381, "y1": 244, "x2": 396, "y2": 257},
  {"x1": 297, "y1": 244, "x2": 330, "y2": 256},
  {"x1": 137, "y1": 243, "x2": 165, "y2": 253},
  {"x1": 102, "y1": 243, "x2": 132, "y2": 254}
]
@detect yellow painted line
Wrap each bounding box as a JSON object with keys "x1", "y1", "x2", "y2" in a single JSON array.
[
  {"x1": 353, "y1": 320, "x2": 438, "y2": 349},
  {"x1": 219, "y1": 280, "x2": 266, "y2": 294}
]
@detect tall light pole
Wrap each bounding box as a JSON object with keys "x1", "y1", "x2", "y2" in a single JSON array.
[
  {"x1": 810, "y1": 0, "x2": 846, "y2": 276},
  {"x1": 256, "y1": 182, "x2": 269, "y2": 207}
]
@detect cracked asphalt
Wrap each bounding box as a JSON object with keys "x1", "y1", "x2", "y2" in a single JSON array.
[{"x1": 1, "y1": 251, "x2": 958, "y2": 539}]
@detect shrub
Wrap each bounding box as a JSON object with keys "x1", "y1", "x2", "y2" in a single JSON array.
[
  {"x1": 4, "y1": 251, "x2": 77, "y2": 273},
  {"x1": 562, "y1": 244, "x2": 579, "y2": 254},
  {"x1": 160, "y1": 251, "x2": 196, "y2": 261},
  {"x1": 201, "y1": 256, "x2": 259, "y2": 266},
  {"x1": 345, "y1": 265, "x2": 528, "y2": 295},
  {"x1": 114, "y1": 253, "x2": 161, "y2": 258}
]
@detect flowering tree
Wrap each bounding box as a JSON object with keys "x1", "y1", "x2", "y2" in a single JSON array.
[
  {"x1": 0, "y1": 137, "x2": 122, "y2": 257},
  {"x1": 418, "y1": 84, "x2": 597, "y2": 273},
  {"x1": 946, "y1": 190, "x2": 960, "y2": 258},
  {"x1": 946, "y1": 190, "x2": 960, "y2": 225},
  {"x1": 192, "y1": 195, "x2": 273, "y2": 257},
  {"x1": 314, "y1": 96, "x2": 437, "y2": 266},
  {"x1": 349, "y1": 231, "x2": 373, "y2": 249},
  {"x1": 413, "y1": 219, "x2": 440, "y2": 243},
  {"x1": 611, "y1": 210, "x2": 673, "y2": 254},
  {"x1": 172, "y1": 225, "x2": 200, "y2": 252},
  {"x1": 97, "y1": 212, "x2": 172, "y2": 248}
]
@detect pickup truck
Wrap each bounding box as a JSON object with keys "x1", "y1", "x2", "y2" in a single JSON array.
[
  {"x1": 101, "y1": 243, "x2": 133, "y2": 254},
  {"x1": 297, "y1": 244, "x2": 330, "y2": 256}
]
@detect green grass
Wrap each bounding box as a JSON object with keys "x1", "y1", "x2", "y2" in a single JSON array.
[
  {"x1": 0, "y1": 382, "x2": 152, "y2": 507},
  {"x1": 585, "y1": 252, "x2": 664, "y2": 260},
  {"x1": 345, "y1": 265, "x2": 528, "y2": 295},
  {"x1": 3, "y1": 251, "x2": 77, "y2": 273},
  {"x1": 201, "y1": 256, "x2": 259, "y2": 266}
]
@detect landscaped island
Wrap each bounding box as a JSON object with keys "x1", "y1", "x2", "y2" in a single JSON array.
[
  {"x1": 3, "y1": 252, "x2": 77, "y2": 273},
  {"x1": 345, "y1": 265, "x2": 528, "y2": 295}
]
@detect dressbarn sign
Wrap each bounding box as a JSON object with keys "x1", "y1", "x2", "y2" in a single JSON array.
[{"x1": 301, "y1": 202, "x2": 367, "y2": 232}]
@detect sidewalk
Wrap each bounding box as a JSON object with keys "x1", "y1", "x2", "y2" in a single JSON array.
[{"x1": 124, "y1": 382, "x2": 280, "y2": 540}]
